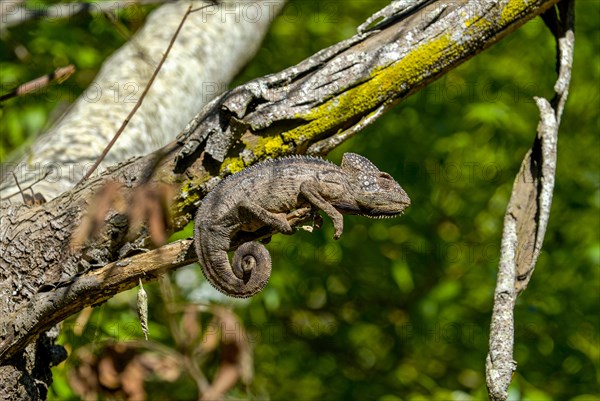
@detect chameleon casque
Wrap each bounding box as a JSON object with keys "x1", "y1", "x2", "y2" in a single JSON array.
[{"x1": 194, "y1": 153, "x2": 411, "y2": 298}]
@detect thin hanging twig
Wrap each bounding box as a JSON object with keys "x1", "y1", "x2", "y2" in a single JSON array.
[
  {"x1": 0, "y1": 65, "x2": 75, "y2": 103},
  {"x1": 78, "y1": 4, "x2": 196, "y2": 184},
  {"x1": 485, "y1": 1, "x2": 575, "y2": 399}
]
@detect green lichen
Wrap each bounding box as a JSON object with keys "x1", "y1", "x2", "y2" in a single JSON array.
[{"x1": 281, "y1": 128, "x2": 312, "y2": 146}]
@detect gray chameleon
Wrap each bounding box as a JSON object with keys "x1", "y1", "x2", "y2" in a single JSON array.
[{"x1": 194, "y1": 153, "x2": 410, "y2": 298}]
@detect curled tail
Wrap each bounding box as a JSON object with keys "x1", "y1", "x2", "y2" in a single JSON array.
[{"x1": 196, "y1": 237, "x2": 272, "y2": 298}]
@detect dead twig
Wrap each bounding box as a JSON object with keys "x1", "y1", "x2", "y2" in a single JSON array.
[
  {"x1": 0, "y1": 65, "x2": 75, "y2": 103},
  {"x1": 79, "y1": 4, "x2": 196, "y2": 183}
]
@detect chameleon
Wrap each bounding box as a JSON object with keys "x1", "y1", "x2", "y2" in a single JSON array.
[{"x1": 194, "y1": 153, "x2": 410, "y2": 298}]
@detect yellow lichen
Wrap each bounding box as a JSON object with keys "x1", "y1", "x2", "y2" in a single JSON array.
[
  {"x1": 465, "y1": 15, "x2": 492, "y2": 31},
  {"x1": 250, "y1": 135, "x2": 292, "y2": 159},
  {"x1": 173, "y1": 181, "x2": 203, "y2": 214},
  {"x1": 284, "y1": 34, "x2": 457, "y2": 141},
  {"x1": 220, "y1": 156, "x2": 246, "y2": 175},
  {"x1": 260, "y1": 136, "x2": 286, "y2": 155},
  {"x1": 218, "y1": 135, "x2": 294, "y2": 175},
  {"x1": 500, "y1": 0, "x2": 529, "y2": 26}
]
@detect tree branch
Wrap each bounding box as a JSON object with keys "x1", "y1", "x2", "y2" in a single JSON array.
[
  {"x1": 486, "y1": 1, "x2": 575, "y2": 399},
  {"x1": 0, "y1": 208, "x2": 317, "y2": 362},
  {"x1": 172, "y1": 0, "x2": 561, "y2": 223}
]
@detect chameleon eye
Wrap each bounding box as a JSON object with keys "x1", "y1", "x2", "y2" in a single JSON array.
[{"x1": 377, "y1": 172, "x2": 395, "y2": 189}]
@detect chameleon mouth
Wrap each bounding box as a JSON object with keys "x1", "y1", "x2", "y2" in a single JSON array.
[
  {"x1": 362, "y1": 210, "x2": 405, "y2": 219},
  {"x1": 360, "y1": 204, "x2": 408, "y2": 218},
  {"x1": 335, "y1": 203, "x2": 406, "y2": 218}
]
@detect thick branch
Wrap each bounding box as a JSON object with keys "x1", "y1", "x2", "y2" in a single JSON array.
[{"x1": 172, "y1": 0, "x2": 561, "y2": 223}]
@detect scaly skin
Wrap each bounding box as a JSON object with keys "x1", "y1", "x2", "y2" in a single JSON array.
[{"x1": 194, "y1": 153, "x2": 411, "y2": 298}]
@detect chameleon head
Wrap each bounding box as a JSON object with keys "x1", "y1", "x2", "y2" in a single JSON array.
[{"x1": 335, "y1": 153, "x2": 411, "y2": 218}]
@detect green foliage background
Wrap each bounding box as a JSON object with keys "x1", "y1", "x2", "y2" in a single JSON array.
[{"x1": 1, "y1": 1, "x2": 598, "y2": 400}]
